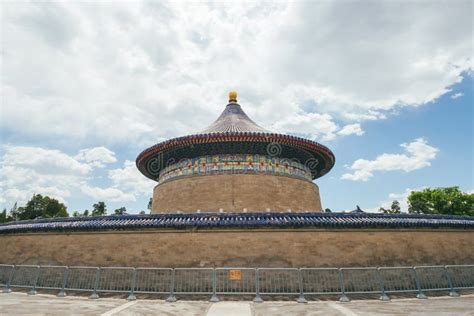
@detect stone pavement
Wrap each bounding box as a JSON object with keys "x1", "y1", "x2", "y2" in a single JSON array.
[{"x1": 0, "y1": 292, "x2": 473, "y2": 315}]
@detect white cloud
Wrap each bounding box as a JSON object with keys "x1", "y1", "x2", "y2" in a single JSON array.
[
  {"x1": 341, "y1": 138, "x2": 439, "y2": 181},
  {"x1": 272, "y1": 112, "x2": 366, "y2": 141},
  {"x1": 272, "y1": 112, "x2": 339, "y2": 141},
  {"x1": 0, "y1": 145, "x2": 124, "y2": 207},
  {"x1": 2, "y1": 146, "x2": 91, "y2": 176},
  {"x1": 337, "y1": 124, "x2": 365, "y2": 136},
  {"x1": 108, "y1": 160, "x2": 155, "y2": 197},
  {"x1": 0, "y1": 145, "x2": 156, "y2": 209},
  {"x1": 0, "y1": 146, "x2": 93, "y2": 206},
  {"x1": 80, "y1": 185, "x2": 136, "y2": 202},
  {"x1": 342, "y1": 111, "x2": 387, "y2": 122},
  {"x1": 1, "y1": 1, "x2": 471, "y2": 146},
  {"x1": 451, "y1": 92, "x2": 464, "y2": 99},
  {"x1": 77, "y1": 158, "x2": 156, "y2": 205},
  {"x1": 75, "y1": 147, "x2": 117, "y2": 168}
]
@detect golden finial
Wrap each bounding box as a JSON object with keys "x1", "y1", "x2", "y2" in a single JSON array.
[{"x1": 229, "y1": 91, "x2": 237, "y2": 103}]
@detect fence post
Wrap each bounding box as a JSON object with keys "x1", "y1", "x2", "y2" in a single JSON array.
[
  {"x1": 166, "y1": 269, "x2": 177, "y2": 302},
  {"x1": 3, "y1": 265, "x2": 14, "y2": 293},
  {"x1": 89, "y1": 268, "x2": 100, "y2": 299},
  {"x1": 127, "y1": 268, "x2": 137, "y2": 301},
  {"x1": 28, "y1": 266, "x2": 40, "y2": 295},
  {"x1": 338, "y1": 268, "x2": 350, "y2": 302},
  {"x1": 297, "y1": 269, "x2": 307, "y2": 303},
  {"x1": 377, "y1": 268, "x2": 390, "y2": 301},
  {"x1": 444, "y1": 266, "x2": 460, "y2": 297},
  {"x1": 57, "y1": 267, "x2": 69, "y2": 297},
  {"x1": 209, "y1": 268, "x2": 219, "y2": 302},
  {"x1": 253, "y1": 268, "x2": 263, "y2": 303},
  {"x1": 413, "y1": 267, "x2": 427, "y2": 299}
]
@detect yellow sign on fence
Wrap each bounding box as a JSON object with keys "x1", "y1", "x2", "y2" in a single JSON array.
[{"x1": 229, "y1": 269, "x2": 242, "y2": 281}]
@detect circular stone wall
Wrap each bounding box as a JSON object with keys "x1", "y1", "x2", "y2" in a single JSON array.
[{"x1": 152, "y1": 174, "x2": 322, "y2": 213}]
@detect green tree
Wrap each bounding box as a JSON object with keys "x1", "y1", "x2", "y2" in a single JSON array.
[
  {"x1": 9, "y1": 194, "x2": 68, "y2": 220},
  {"x1": 147, "y1": 198, "x2": 152, "y2": 210},
  {"x1": 43, "y1": 198, "x2": 69, "y2": 218},
  {"x1": 114, "y1": 207, "x2": 127, "y2": 215},
  {"x1": 73, "y1": 209, "x2": 90, "y2": 217},
  {"x1": 379, "y1": 200, "x2": 401, "y2": 214},
  {"x1": 92, "y1": 202, "x2": 107, "y2": 216},
  {"x1": 0, "y1": 208, "x2": 7, "y2": 223},
  {"x1": 9, "y1": 202, "x2": 19, "y2": 221},
  {"x1": 408, "y1": 187, "x2": 474, "y2": 216},
  {"x1": 324, "y1": 208, "x2": 332, "y2": 213}
]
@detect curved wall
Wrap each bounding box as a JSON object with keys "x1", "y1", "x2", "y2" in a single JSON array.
[
  {"x1": 158, "y1": 154, "x2": 313, "y2": 183},
  {"x1": 152, "y1": 174, "x2": 322, "y2": 213},
  {"x1": 0, "y1": 229, "x2": 472, "y2": 267}
]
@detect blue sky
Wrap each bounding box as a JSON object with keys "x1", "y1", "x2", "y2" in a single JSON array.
[
  {"x1": 1, "y1": 1, "x2": 472, "y2": 214},
  {"x1": 320, "y1": 73, "x2": 473, "y2": 211}
]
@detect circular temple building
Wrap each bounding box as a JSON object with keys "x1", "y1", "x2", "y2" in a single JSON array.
[
  {"x1": 0, "y1": 92, "x2": 473, "y2": 270},
  {"x1": 137, "y1": 92, "x2": 335, "y2": 213}
]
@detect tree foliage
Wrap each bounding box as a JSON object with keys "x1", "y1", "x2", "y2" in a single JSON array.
[
  {"x1": 73, "y1": 202, "x2": 111, "y2": 217},
  {"x1": 8, "y1": 194, "x2": 68, "y2": 220},
  {"x1": 72, "y1": 209, "x2": 89, "y2": 217},
  {"x1": 114, "y1": 207, "x2": 127, "y2": 215},
  {"x1": 408, "y1": 187, "x2": 473, "y2": 216},
  {"x1": 92, "y1": 202, "x2": 107, "y2": 216},
  {"x1": 0, "y1": 208, "x2": 8, "y2": 223},
  {"x1": 379, "y1": 200, "x2": 401, "y2": 214}
]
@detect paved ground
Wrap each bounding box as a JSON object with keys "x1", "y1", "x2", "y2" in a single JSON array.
[{"x1": 0, "y1": 292, "x2": 473, "y2": 315}]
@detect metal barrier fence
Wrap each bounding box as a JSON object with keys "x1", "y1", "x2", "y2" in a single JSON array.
[
  {"x1": 1, "y1": 264, "x2": 473, "y2": 302},
  {"x1": 378, "y1": 266, "x2": 418, "y2": 299},
  {"x1": 253, "y1": 268, "x2": 301, "y2": 302},
  {"x1": 9, "y1": 265, "x2": 40, "y2": 295},
  {"x1": 446, "y1": 265, "x2": 474, "y2": 290},
  {"x1": 36, "y1": 265, "x2": 67, "y2": 293},
  {"x1": 64, "y1": 267, "x2": 99, "y2": 297},
  {"x1": 97, "y1": 267, "x2": 135, "y2": 299},
  {"x1": 339, "y1": 267, "x2": 382, "y2": 302},
  {"x1": 414, "y1": 266, "x2": 452, "y2": 298},
  {"x1": 0, "y1": 265, "x2": 14, "y2": 293},
  {"x1": 134, "y1": 268, "x2": 173, "y2": 299},
  {"x1": 300, "y1": 268, "x2": 341, "y2": 297},
  {"x1": 215, "y1": 268, "x2": 256, "y2": 295}
]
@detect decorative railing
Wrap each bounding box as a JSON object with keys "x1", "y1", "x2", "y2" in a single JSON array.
[{"x1": 1, "y1": 264, "x2": 472, "y2": 302}]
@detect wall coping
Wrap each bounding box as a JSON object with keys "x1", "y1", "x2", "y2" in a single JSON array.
[{"x1": 1, "y1": 212, "x2": 473, "y2": 234}]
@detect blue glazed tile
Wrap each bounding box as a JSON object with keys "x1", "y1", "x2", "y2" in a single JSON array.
[{"x1": 0, "y1": 212, "x2": 472, "y2": 233}]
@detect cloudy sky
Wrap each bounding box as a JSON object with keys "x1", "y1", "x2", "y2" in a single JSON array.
[{"x1": 1, "y1": 1, "x2": 472, "y2": 214}]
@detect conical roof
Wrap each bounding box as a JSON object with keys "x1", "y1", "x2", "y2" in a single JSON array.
[{"x1": 199, "y1": 103, "x2": 269, "y2": 134}]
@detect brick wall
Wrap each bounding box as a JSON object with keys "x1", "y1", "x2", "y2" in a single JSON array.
[
  {"x1": 152, "y1": 174, "x2": 322, "y2": 213},
  {"x1": 1, "y1": 229, "x2": 472, "y2": 267}
]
